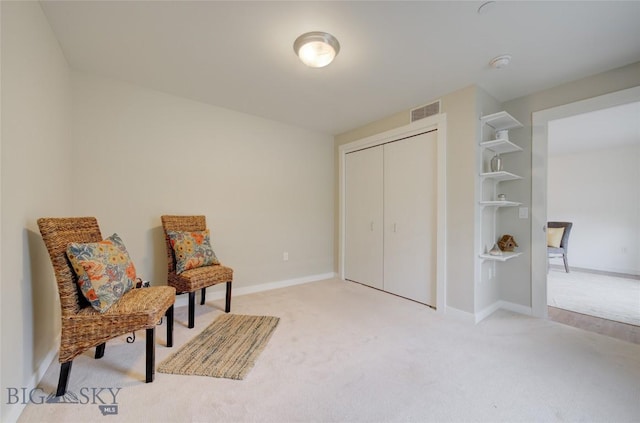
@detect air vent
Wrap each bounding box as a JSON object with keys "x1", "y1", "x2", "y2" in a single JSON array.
[{"x1": 410, "y1": 100, "x2": 441, "y2": 122}]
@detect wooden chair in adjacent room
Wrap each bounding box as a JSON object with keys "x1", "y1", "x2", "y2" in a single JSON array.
[
  {"x1": 38, "y1": 217, "x2": 175, "y2": 396},
  {"x1": 161, "y1": 215, "x2": 233, "y2": 329}
]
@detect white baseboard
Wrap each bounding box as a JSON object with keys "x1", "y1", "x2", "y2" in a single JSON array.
[
  {"x1": 444, "y1": 306, "x2": 476, "y2": 323},
  {"x1": 447, "y1": 300, "x2": 533, "y2": 325},
  {"x1": 6, "y1": 336, "x2": 60, "y2": 423},
  {"x1": 474, "y1": 302, "x2": 503, "y2": 323},
  {"x1": 475, "y1": 300, "x2": 533, "y2": 323},
  {"x1": 550, "y1": 264, "x2": 640, "y2": 279},
  {"x1": 173, "y1": 272, "x2": 337, "y2": 308},
  {"x1": 498, "y1": 300, "x2": 532, "y2": 316}
]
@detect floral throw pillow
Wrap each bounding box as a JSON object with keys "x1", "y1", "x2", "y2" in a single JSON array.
[
  {"x1": 67, "y1": 233, "x2": 136, "y2": 313},
  {"x1": 167, "y1": 229, "x2": 220, "y2": 274}
]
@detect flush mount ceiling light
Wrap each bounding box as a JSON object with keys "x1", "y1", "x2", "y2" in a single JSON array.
[
  {"x1": 477, "y1": 1, "x2": 497, "y2": 15},
  {"x1": 490, "y1": 54, "x2": 512, "y2": 69},
  {"x1": 293, "y1": 31, "x2": 340, "y2": 68}
]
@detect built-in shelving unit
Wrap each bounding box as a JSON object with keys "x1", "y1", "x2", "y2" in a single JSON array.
[
  {"x1": 479, "y1": 200, "x2": 522, "y2": 208},
  {"x1": 479, "y1": 252, "x2": 523, "y2": 262},
  {"x1": 480, "y1": 111, "x2": 523, "y2": 131},
  {"x1": 480, "y1": 171, "x2": 522, "y2": 182},
  {"x1": 478, "y1": 111, "x2": 523, "y2": 266},
  {"x1": 479, "y1": 139, "x2": 523, "y2": 155}
]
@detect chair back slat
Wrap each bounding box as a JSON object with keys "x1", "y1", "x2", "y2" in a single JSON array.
[
  {"x1": 160, "y1": 215, "x2": 207, "y2": 274},
  {"x1": 37, "y1": 217, "x2": 103, "y2": 315}
]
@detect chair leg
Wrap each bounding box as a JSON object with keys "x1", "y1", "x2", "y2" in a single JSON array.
[
  {"x1": 146, "y1": 327, "x2": 155, "y2": 383},
  {"x1": 188, "y1": 291, "x2": 196, "y2": 329},
  {"x1": 95, "y1": 343, "x2": 106, "y2": 359},
  {"x1": 225, "y1": 281, "x2": 232, "y2": 313},
  {"x1": 166, "y1": 305, "x2": 174, "y2": 348},
  {"x1": 201, "y1": 287, "x2": 206, "y2": 305},
  {"x1": 56, "y1": 361, "x2": 72, "y2": 397},
  {"x1": 563, "y1": 254, "x2": 570, "y2": 273}
]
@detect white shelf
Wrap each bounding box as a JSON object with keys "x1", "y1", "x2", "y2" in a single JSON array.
[
  {"x1": 479, "y1": 252, "x2": 522, "y2": 262},
  {"x1": 479, "y1": 200, "x2": 522, "y2": 207},
  {"x1": 480, "y1": 111, "x2": 523, "y2": 131},
  {"x1": 477, "y1": 111, "x2": 524, "y2": 272},
  {"x1": 480, "y1": 139, "x2": 523, "y2": 154},
  {"x1": 480, "y1": 171, "x2": 522, "y2": 182}
]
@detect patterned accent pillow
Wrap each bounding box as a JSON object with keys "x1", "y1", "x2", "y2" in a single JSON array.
[
  {"x1": 167, "y1": 229, "x2": 220, "y2": 274},
  {"x1": 67, "y1": 233, "x2": 136, "y2": 313}
]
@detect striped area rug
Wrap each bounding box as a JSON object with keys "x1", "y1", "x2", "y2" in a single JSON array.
[{"x1": 158, "y1": 314, "x2": 280, "y2": 380}]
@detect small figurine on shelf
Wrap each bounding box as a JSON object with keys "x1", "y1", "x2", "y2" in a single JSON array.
[
  {"x1": 488, "y1": 243, "x2": 502, "y2": 256},
  {"x1": 498, "y1": 235, "x2": 518, "y2": 252},
  {"x1": 495, "y1": 129, "x2": 509, "y2": 141}
]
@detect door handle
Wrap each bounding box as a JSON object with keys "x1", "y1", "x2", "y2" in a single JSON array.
[{"x1": 370, "y1": 222, "x2": 374, "y2": 231}]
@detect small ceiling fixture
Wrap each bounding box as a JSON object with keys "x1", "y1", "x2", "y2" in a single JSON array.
[
  {"x1": 490, "y1": 54, "x2": 512, "y2": 69},
  {"x1": 477, "y1": 1, "x2": 497, "y2": 15},
  {"x1": 294, "y1": 31, "x2": 340, "y2": 68}
]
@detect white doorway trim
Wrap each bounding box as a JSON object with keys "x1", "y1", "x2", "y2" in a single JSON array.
[
  {"x1": 530, "y1": 86, "x2": 640, "y2": 318},
  {"x1": 338, "y1": 113, "x2": 447, "y2": 313}
]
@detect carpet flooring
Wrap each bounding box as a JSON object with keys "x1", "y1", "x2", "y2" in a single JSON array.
[
  {"x1": 547, "y1": 268, "x2": 640, "y2": 326},
  {"x1": 18, "y1": 278, "x2": 640, "y2": 422}
]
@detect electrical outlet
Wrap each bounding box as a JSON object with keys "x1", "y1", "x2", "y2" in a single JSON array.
[
  {"x1": 283, "y1": 252, "x2": 289, "y2": 261},
  {"x1": 519, "y1": 207, "x2": 528, "y2": 219}
]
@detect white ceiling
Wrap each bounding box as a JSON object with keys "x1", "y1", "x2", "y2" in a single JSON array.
[
  {"x1": 40, "y1": 1, "x2": 640, "y2": 135},
  {"x1": 548, "y1": 101, "x2": 640, "y2": 156}
]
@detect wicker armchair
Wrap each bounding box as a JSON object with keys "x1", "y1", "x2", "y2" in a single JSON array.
[
  {"x1": 161, "y1": 215, "x2": 233, "y2": 328},
  {"x1": 38, "y1": 217, "x2": 175, "y2": 396}
]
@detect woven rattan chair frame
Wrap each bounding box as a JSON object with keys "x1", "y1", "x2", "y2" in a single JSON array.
[
  {"x1": 161, "y1": 215, "x2": 233, "y2": 328},
  {"x1": 38, "y1": 217, "x2": 176, "y2": 396}
]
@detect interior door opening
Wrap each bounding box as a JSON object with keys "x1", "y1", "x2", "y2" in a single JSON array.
[{"x1": 531, "y1": 86, "x2": 640, "y2": 344}]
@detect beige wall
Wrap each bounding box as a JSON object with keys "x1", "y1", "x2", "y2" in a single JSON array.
[
  {"x1": 334, "y1": 61, "x2": 640, "y2": 315},
  {"x1": 500, "y1": 61, "x2": 640, "y2": 307},
  {"x1": 548, "y1": 144, "x2": 640, "y2": 275},
  {"x1": 335, "y1": 85, "x2": 479, "y2": 314},
  {"x1": 1, "y1": 2, "x2": 72, "y2": 422},
  {"x1": 71, "y1": 73, "x2": 335, "y2": 289},
  {"x1": 3, "y1": 3, "x2": 639, "y2": 420},
  {"x1": 2, "y1": 4, "x2": 335, "y2": 421}
]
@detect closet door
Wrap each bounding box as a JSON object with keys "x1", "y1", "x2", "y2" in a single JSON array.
[
  {"x1": 344, "y1": 146, "x2": 384, "y2": 289},
  {"x1": 383, "y1": 131, "x2": 437, "y2": 305}
]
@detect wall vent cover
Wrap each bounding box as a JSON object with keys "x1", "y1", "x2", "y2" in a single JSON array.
[{"x1": 410, "y1": 100, "x2": 441, "y2": 122}]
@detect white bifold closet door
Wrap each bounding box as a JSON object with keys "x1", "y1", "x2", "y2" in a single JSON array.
[
  {"x1": 383, "y1": 132, "x2": 437, "y2": 306},
  {"x1": 344, "y1": 130, "x2": 437, "y2": 306},
  {"x1": 344, "y1": 146, "x2": 384, "y2": 290}
]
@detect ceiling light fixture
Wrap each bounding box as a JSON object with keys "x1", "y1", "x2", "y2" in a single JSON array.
[
  {"x1": 294, "y1": 31, "x2": 340, "y2": 68},
  {"x1": 477, "y1": 1, "x2": 497, "y2": 15},
  {"x1": 490, "y1": 54, "x2": 512, "y2": 69}
]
